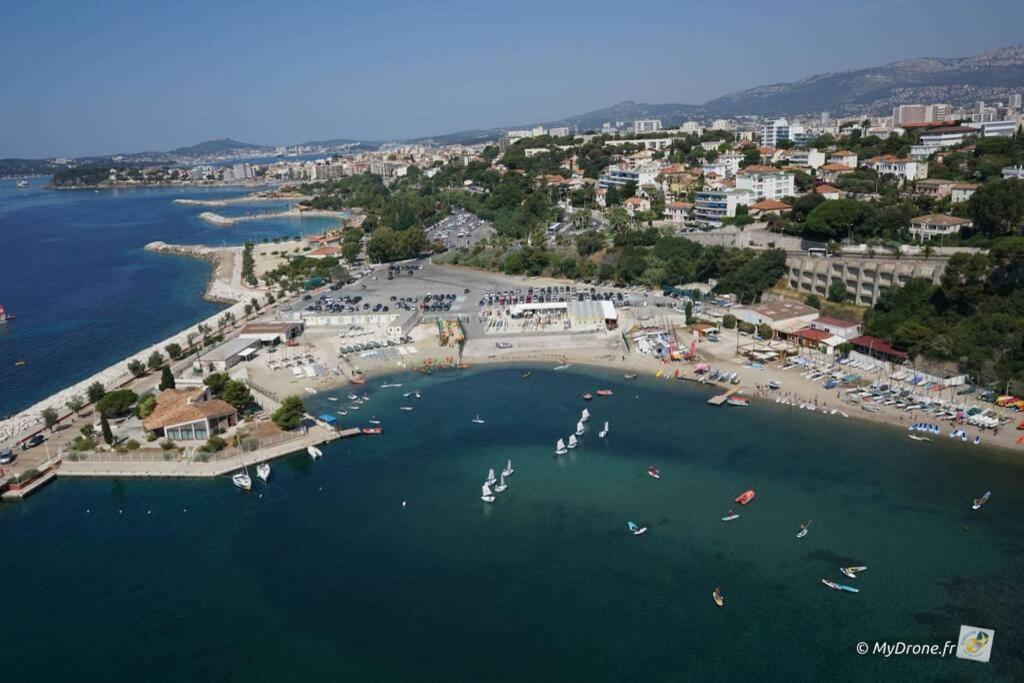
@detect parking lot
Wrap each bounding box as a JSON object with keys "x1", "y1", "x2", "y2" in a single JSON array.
[{"x1": 425, "y1": 209, "x2": 495, "y2": 250}]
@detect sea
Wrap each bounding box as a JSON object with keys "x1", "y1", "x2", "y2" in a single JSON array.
[
  {"x1": 1, "y1": 180, "x2": 1021, "y2": 680},
  {"x1": 0, "y1": 177, "x2": 341, "y2": 418},
  {"x1": 2, "y1": 365, "x2": 1023, "y2": 681}
]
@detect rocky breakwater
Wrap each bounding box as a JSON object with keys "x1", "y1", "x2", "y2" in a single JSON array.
[{"x1": 144, "y1": 241, "x2": 253, "y2": 304}]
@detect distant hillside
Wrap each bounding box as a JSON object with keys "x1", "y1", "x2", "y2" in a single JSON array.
[{"x1": 169, "y1": 138, "x2": 271, "y2": 155}]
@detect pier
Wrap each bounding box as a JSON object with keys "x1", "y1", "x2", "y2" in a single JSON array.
[{"x1": 707, "y1": 387, "x2": 741, "y2": 406}]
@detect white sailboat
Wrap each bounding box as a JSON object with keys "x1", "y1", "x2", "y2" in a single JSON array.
[
  {"x1": 567, "y1": 434, "x2": 578, "y2": 449},
  {"x1": 481, "y1": 482, "x2": 495, "y2": 503},
  {"x1": 307, "y1": 445, "x2": 323, "y2": 459},
  {"x1": 555, "y1": 438, "x2": 567, "y2": 455},
  {"x1": 256, "y1": 463, "x2": 270, "y2": 482},
  {"x1": 502, "y1": 459, "x2": 514, "y2": 476},
  {"x1": 472, "y1": 414, "x2": 485, "y2": 424},
  {"x1": 485, "y1": 468, "x2": 497, "y2": 486},
  {"x1": 598, "y1": 421, "x2": 609, "y2": 438},
  {"x1": 232, "y1": 472, "x2": 252, "y2": 490},
  {"x1": 494, "y1": 473, "x2": 508, "y2": 493},
  {"x1": 575, "y1": 420, "x2": 585, "y2": 436},
  {"x1": 581, "y1": 408, "x2": 590, "y2": 423}
]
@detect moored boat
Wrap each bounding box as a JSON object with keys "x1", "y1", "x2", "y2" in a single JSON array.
[
  {"x1": 647, "y1": 465, "x2": 661, "y2": 479},
  {"x1": 582, "y1": 392, "x2": 593, "y2": 401},
  {"x1": 726, "y1": 396, "x2": 749, "y2": 407},
  {"x1": 734, "y1": 489, "x2": 755, "y2": 505},
  {"x1": 624, "y1": 372, "x2": 638, "y2": 380},
  {"x1": 360, "y1": 427, "x2": 382, "y2": 435},
  {"x1": 596, "y1": 389, "x2": 613, "y2": 396},
  {"x1": 232, "y1": 472, "x2": 252, "y2": 491},
  {"x1": 256, "y1": 463, "x2": 270, "y2": 482},
  {"x1": 307, "y1": 445, "x2": 323, "y2": 459}
]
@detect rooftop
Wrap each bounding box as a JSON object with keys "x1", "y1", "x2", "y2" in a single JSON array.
[
  {"x1": 143, "y1": 388, "x2": 236, "y2": 431},
  {"x1": 911, "y1": 214, "x2": 973, "y2": 226},
  {"x1": 736, "y1": 300, "x2": 817, "y2": 321}
]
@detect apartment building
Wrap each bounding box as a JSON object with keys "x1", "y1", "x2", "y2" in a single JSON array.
[
  {"x1": 735, "y1": 165, "x2": 795, "y2": 201},
  {"x1": 692, "y1": 188, "x2": 754, "y2": 226},
  {"x1": 633, "y1": 119, "x2": 663, "y2": 134},
  {"x1": 761, "y1": 118, "x2": 807, "y2": 147}
]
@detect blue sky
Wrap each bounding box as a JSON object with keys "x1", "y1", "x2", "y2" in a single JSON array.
[{"x1": 2, "y1": 0, "x2": 1023, "y2": 157}]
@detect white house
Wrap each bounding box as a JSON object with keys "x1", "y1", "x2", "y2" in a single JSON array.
[
  {"x1": 623, "y1": 196, "x2": 651, "y2": 217},
  {"x1": 909, "y1": 214, "x2": 973, "y2": 241},
  {"x1": 1003, "y1": 165, "x2": 1024, "y2": 180},
  {"x1": 950, "y1": 183, "x2": 978, "y2": 203},
  {"x1": 664, "y1": 201, "x2": 692, "y2": 223},
  {"x1": 807, "y1": 316, "x2": 861, "y2": 340},
  {"x1": 864, "y1": 156, "x2": 928, "y2": 183}
]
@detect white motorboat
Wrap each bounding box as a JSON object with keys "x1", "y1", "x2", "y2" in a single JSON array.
[
  {"x1": 502, "y1": 459, "x2": 514, "y2": 477},
  {"x1": 256, "y1": 463, "x2": 270, "y2": 482},
  {"x1": 567, "y1": 434, "x2": 578, "y2": 449},
  {"x1": 575, "y1": 420, "x2": 585, "y2": 436},
  {"x1": 598, "y1": 421, "x2": 609, "y2": 438},
  {"x1": 555, "y1": 439, "x2": 567, "y2": 455},
  {"x1": 485, "y1": 468, "x2": 497, "y2": 486},
  {"x1": 232, "y1": 472, "x2": 252, "y2": 491},
  {"x1": 481, "y1": 483, "x2": 495, "y2": 503},
  {"x1": 399, "y1": 405, "x2": 413, "y2": 411},
  {"x1": 327, "y1": 397, "x2": 338, "y2": 402},
  {"x1": 494, "y1": 473, "x2": 508, "y2": 493},
  {"x1": 307, "y1": 445, "x2": 323, "y2": 459}
]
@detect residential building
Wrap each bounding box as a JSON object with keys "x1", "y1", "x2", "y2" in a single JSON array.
[
  {"x1": 623, "y1": 196, "x2": 651, "y2": 217},
  {"x1": 664, "y1": 201, "x2": 692, "y2": 223},
  {"x1": 595, "y1": 188, "x2": 607, "y2": 207},
  {"x1": 761, "y1": 118, "x2": 807, "y2": 147},
  {"x1": 710, "y1": 119, "x2": 731, "y2": 131},
  {"x1": 597, "y1": 166, "x2": 639, "y2": 190},
  {"x1": 863, "y1": 156, "x2": 928, "y2": 183},
  {"x1": 816, "y1": 163, "x2": 855, "y2": 185},
  {"x1": 914, "y1": 178, "x2": 956, "y2": 198},
  {"x1": 548, "y1": 126, "x2": 571, "y2": 137},
  {"x1": 827, "y1": 150, "x2": 858, "y2": 168},
  {"x1": 680, "y1": 121, "x2": 703, "y2": 134},
  {"x1": 1003, "y1": 165, "x2": 1024, "y2": 180},
  {"x1": 735, "y1": 165, "x2": 795, "y2": 201},
  {"x1": 633, "y1": 119, "x2": 662, "y2": 134},
  {"x1": 142, "y1": 387, "x2": 238, "y2": 442},
  {"x1": 692, "y1": 188, "x2": 754, "y2": 226},
  {"x1": 950, "y1": 183, "x2": 978, "y2": 203},
  {"x1": 966, "y1": 119, "x2": 1020, "y2": 138},
  {"x1": 783, "y1": 148, "x2": 826, "y2": 169},
  {"x1": 748, "y1": 199, "x2": 791, "y2": 217},
  {"x1": 814, "y1": 184, "x2": 842, "y2": 200},
  {"x1": 909, "y1": 214, "x2": 973, "y2": 241},
  {"x1": 893, "y1": 103, "x2": 951, "y2": 126}
]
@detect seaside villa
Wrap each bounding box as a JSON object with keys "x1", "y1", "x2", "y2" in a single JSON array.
[{"x1": 143, "y1": 387, "x2": 238, "y2": 442}]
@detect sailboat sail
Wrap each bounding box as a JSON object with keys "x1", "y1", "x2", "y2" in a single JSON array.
[
  {"x1": 556, "y1": 438, "x2": 565, "y2": 449},
  {"x1": 568, "y1": 435, "x2": 578, "y2": 447},
  {"x1": 486, "y1": 468, "x2": 497, "y2": 485},
  {"x1": 581, "y1": 408, "x2": 590, "y2": 422},
  {"x1": 628, "y1": 521, "x2": 639, "y2": 532}
]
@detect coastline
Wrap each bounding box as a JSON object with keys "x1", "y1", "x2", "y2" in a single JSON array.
[{"x1": 197, "y1": 207, "x2": 348, "y2": 227}]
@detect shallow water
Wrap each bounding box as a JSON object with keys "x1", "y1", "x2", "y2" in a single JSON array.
[{"x1": 2, "y1": 366, "x2": 1020, "y2": 680}]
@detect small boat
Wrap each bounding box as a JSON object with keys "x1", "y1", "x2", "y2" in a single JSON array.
[
  {"x1": 337, "y1": 410, "x2": 348, "y2": 416},
  {"x1": 726, "y1": 396, "x2": 749, "y2": 407},
  {"x1": 972, "y1": 491, "x2": 991, "y2": 510},
  {"x1": 307, "y1": 446, "x2": 323, "y2": 459},
  {"x1": 347, "y1": 393, "x2": 359, "y2": 400},
  {"x1": 14, "y1": 359, "x2": 26, "y2": 367},
  {"x1": 485, "y1": 468, "x2": 497, "y2": 486},
  {"x1": 821, "y1": 579, "x2": 859, "y2": 593},
  {"x1": 598, "y1": 421, "x2": 609, "y2": 438},
  {"x1": 502, "y1": 459, "x2": 514, "y2": 477},
  {"x1": 575, "y1": 420, "x2": 585, "y2": 436},
  {"x1": 399, "y1": 405, "x2": 413, "y2": 411},
  {"x1": 481, "y1": 483, "x2": 495, "y2": 503},
  {"x1": 721, "y1": 513, "x2": 740, "y2": 522},
  {"x1": 368, "y1": 417, "x2": 381, "y2": 425},
  {"x1": 361, "y1": 427, "x2": 383, "y2": 435},
  {"x1": 414, "y1": 390, "x2": 421, "y2": 399},
  {"x1": 628, "y1": 521, "x2": 647, "y2": 536},
  {"x1": 767, "y1": 380, "x2": 780, "y2": 390},
  {"x1": 797, "y1": 520, "x2": 811, "y2": 538},
  {"x1": 380, "y1": 382, "x2": 402, "y2": 388},
  {"x1": 16, "y1": 180, "x2": 29, "y2": 188},
  {"x1": 908, "y1": 434, "x2": 931, "y2": 442},
  {"x1": 555, "y1": 438, "x2": 568, "y2": 455},
  {"x1": 349, "y1": 404, "x2": 360, "y2": 410},
  {"x1": 350, "y1": 377, "x2": 367, "y2": 385},
  {"x1": 403, "y1": 391, "x2": 412, "y2": 398},
  {"x1": 580, "y1": 409, "x2": 590, "y2": 423},
  {"x1": 596, "y1": 389, "x2": 613, "y2": 397},
  {"x1": 256, "y1": 463, "x2": 270, "y2": 482},
  {"x1": 494, "y1": 473, "x2": 508, "y2": 493},
  {"x1": 974, "y1": 436, "x2": 981, "y2": 446},
  {"x1": 472, "y1": 414, "x2": 485, "y2": 424},
  {"x1": 232, "y1": 472, "x2": 252, "y2": 491},
  {"x1": 734, "y1": 489, "x2": 755, "y2": 505},
  {"x1": 327, "y1": 397, "x2": 338, "y2": 402},
  {"x1": 522, "y1": 371, "x2": 531, "y2": 379},
  {"x1": 304, "y1": 387, "x2": 317, "y2": 395},
  {"x1": 713, "y1": 587, "x2": 724, "y2": 607},
  {"x1": 647, "y1": 465, "x2": 661, "y2": 479},
  {"x1": 624, "y1": 372, "x2": 638, "y2": 380},
  {"x1": 582, "y1": 392, "x2": 593, "y2": 401},
  {"x1": 567, "y1": 434, "x2": 578, "y2": 449},
  {"x1": 553, "y1": 363, "x2": 573, "y2": 371},
  {"x1": 840, "y1": 566, "x2": 867, "y2": 580}
]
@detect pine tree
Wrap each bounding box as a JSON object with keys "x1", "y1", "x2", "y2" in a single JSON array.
[
  {"x1": 100, "y1": 415, "x2": 114, "y2": 446},
  {"x1": 159, "y1": 366, "x2": 175, "y2": 391}
]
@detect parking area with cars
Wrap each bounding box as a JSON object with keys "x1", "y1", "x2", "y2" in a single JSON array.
[{"x1": 425, "y1": 209, "x2": 495, "y2": 250}]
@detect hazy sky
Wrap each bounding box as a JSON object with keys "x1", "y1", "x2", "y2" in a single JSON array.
[{"x1": 2, "y1": 0, "x2": 1023, "y2": 158}]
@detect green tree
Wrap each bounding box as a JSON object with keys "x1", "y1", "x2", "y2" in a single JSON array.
[
  {"x1": 204, "y1": 372, "x2": 230, "y2": 396},
  {"x1": 86, "y1": 381, "x2": 106, "y2": 403},
  {"x1": 147, "y1": 350, "x2": 164, "y2": 372},
  {"x1": 220, "y1": 380, "x2": 253, "y2": 411},
  {"x1": 164, "y1": 342, "x2": 183, "y2": 360},
  {"x1": 828, "y1": 280, "x2": 848, "y2": 303},
  {"x1": 135, "y1": 394, "x2": 157, "y2": 419},
  {"x1": 272, "y1": 395, "x2": 305, "y2": 430},
  {"x1": 159, "y1": 366, "x2": 175, "y2": 391},
  {"x1": 96, "y1": 389, "x2": 138, "y2": 418},
  {"x1": 685, "y1": 301, "x2": 693, "y2": 325},
  {"x1": 100, "y1": 414, "x2": 114, "y2": 446},
  {"x1": 576, "y1": 231, "x2": 604, "y2": 256},
  {"x1": 66, "y1": 394, "x2": 85, "y2": 415},
  {"x1": 803, "y1": 199, "x2": 863, "y2": 241},
  {"x1": 722, "y1": 314, "x2": 737, "y2": 329},
  {"x1": 804, "y1": 293, "x2": 821, "y2": 309},
  {"x1": 968, "y1": 179, "x2": 1024, "y2": 237},
  {"x1": 42, "y1": 407, "x2": 59, "y2": 432},
  {"x1": 127, "y1": 359, "x2": 147, "y2": 377},
  {"x1": 609, "y1": 207, "x2": 630, "y2": 232}
]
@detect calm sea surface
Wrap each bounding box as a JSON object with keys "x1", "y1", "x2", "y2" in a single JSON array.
[
  {"x1": 2, "y1": 366, "x2": 1022, "y2": 681},
  {"x1": 0, "y1": 178, "x2": 339, "y2": 417}
]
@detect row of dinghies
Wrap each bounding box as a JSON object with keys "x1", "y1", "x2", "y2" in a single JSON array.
[
  {"x1": 481, "y1": 460, "x2": 515, "y2": 502},
  {"x1": 555, "y1": 408, "x2": 610, "y2": 455}
]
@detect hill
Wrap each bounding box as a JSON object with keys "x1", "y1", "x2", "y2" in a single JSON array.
[{"x1": 169, "y1": 138, "x2": 272, "y2": 156}]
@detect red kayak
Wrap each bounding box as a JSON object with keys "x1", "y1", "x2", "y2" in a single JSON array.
[
  {"x1": 361, "y1": 427, "x2": 382, "y2": 435},
  {"x1": 734, "y1": 489, "x2": 755, "y2": 505},
  {"x1": 596, "y1": 389, "x2": 613, "y2": 396}
]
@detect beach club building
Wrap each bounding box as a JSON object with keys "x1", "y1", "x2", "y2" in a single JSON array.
[
  {"x1": 849, "y1": 335, "x2": 908, "y2": 364},
  {"x1": 239, "y1": 322, "x2": 304, "y2": 346},
  {"x1": 143, "y1": 387, "x2": 238, "y2": 442},
  {"x1": 805, "y1": 316, "x2": 861, "y2": 340},
  {"x1": 731, "y1": 300, "x2": 819, "y2": 335},
  {"x1": 202, "y1": 337, "x2": 259, "y2": 372}
]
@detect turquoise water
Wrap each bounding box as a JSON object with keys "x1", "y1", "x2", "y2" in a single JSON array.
[
  {"x1": 0, "y1": 179, "x2": 340, "y2": 417},
  {"x1": 2, "y1": 366, "x2": 1021, "y2": 680}
]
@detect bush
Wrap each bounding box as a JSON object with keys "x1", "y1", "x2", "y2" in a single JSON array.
[
  {"x1": 200, "y1": 435, "x2": 227, "y2": 453},
  {"x1": 160, "y1": 439, "x2": 176, "y2": 451},
  {"x1": 272, "y1": 395, "x2": 305, "y2": 430},
  {"x1": 722, "y1": 314, "x2": 737, "y2": 329},
  {"x1": 97, "y1": 390, "x2": 138, "y2": 418},
  {"x1": 125, "y1": 439, "x2": 140, "y2": 450}
]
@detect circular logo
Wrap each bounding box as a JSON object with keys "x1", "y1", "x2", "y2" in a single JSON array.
[{"x1": 960, "y1": 630, "x2": 991, "y2": 658}]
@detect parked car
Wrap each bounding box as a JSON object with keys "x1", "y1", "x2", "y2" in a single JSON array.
[
  {"x1": 21, "y1": 434, "x2": 45, "y2": 450},
  {"x1": 0, "y1": 448, "x2": 16, "y2": 464}
]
